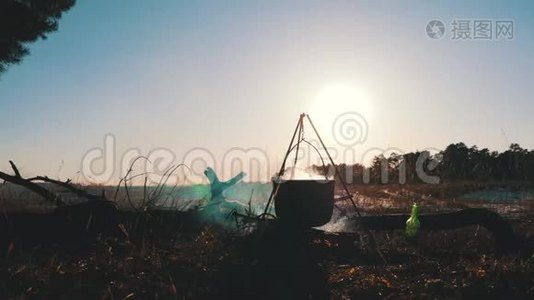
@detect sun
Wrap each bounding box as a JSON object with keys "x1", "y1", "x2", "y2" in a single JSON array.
[{"x1": 309, "y1": 83, "x2": 373, "y2": 128}]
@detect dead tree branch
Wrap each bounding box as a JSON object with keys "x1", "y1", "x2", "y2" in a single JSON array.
[
  {"x1": 0, "y1": 161, "x2": 64, "y2": 206},
  {"x1": 354, "y1": 208, "x2": 520, "y2": 253},
  {"x1": 27, "y1": 176, "x2": 105, "y2": 201}
]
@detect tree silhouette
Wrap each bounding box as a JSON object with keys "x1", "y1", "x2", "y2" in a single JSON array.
[
  {"x1": 313, "y1": 143, "x2": 534, "y2": 184},
  {"x1": 0, "y1": 0, "x2": 75, "y2": 75}
]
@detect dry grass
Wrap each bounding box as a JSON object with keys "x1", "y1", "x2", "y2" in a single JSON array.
[
  {"x1": 0, "y1": 181, "x2": 533, "y2": 298},
  {"x1": 337, "y1": 182, "x2": 534, "y2": 217}
]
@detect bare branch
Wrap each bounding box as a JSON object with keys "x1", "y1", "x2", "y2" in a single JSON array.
[
  {"x1": 27, "y1": 176, "x2": 105, "y2": 201},
  {"x1": 9, "y1": 160, "x2": 21, "y2": 178},
  {"x1": 0, "y1": 161, "x2": 63, "y2": 206}
]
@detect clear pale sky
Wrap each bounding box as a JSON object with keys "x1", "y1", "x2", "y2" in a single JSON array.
[{"x1": 0, "y1": 0, "x2": 532, "y2": 183}]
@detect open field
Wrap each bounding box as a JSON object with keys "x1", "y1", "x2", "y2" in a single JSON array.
[{"x1": 0, "y1": 182, "x2": 532, "y2": 299}]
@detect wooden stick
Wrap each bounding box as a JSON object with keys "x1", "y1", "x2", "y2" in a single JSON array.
[{"x1": 0, "y1": 161, "x2": 62, "y2": 205}]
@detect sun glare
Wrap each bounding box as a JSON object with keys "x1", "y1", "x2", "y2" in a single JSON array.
[{"x1": 310, "y1": 83, "x2": 373, "y2": 128}]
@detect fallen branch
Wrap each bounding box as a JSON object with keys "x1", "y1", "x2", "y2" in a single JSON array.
[
  {"x1": 0, "y1": 161, "x2": 110, "y2": 206},
  {"x1": 0, "y1": 161, "x2": 63, "y2": 206},
  {"x1": 355, "y1": 208, "x2": 520, "y2": 253},
  {"x1": 27, "y1": 176, "x2": 105, "y2": 201}
]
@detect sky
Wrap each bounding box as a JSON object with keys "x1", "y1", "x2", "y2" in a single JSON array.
[{"x1": 0, "y1": 0, "x2": 533, "y2": 184}]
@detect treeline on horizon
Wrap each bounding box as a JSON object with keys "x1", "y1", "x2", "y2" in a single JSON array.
[{"x1": 313, "y1": 143, "x2": 534, "y2": 184}]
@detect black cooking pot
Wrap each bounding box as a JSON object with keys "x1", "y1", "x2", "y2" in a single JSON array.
[{"x1": 273, "y1": 179, "x2": 334, "y2": 228}]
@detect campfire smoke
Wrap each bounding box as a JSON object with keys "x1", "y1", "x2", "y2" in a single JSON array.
[{"x1": 278, "y1": 166, "x2": 331, "y2": 181}]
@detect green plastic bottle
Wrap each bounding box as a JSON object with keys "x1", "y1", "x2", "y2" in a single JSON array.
[{"x1": 405, "y1": 202, "x2": 420, "y2": 240}]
